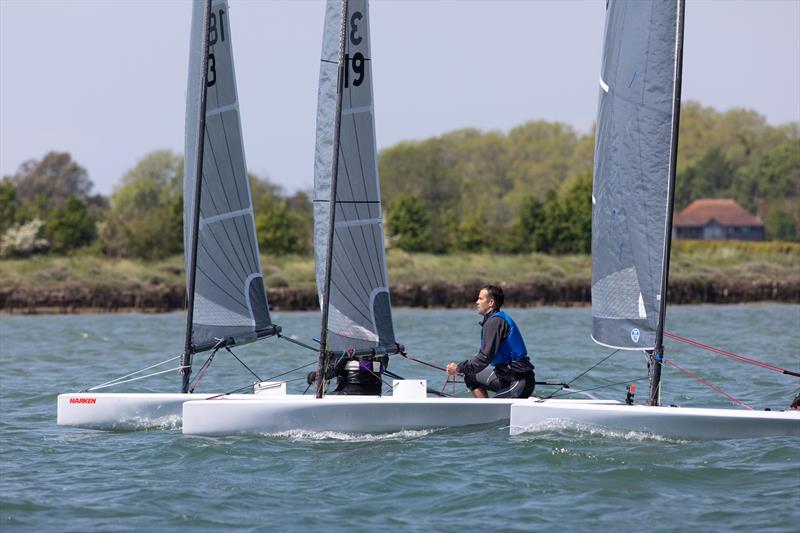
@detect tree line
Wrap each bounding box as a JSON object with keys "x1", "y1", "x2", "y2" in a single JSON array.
[{"x1": 1, "y1": 101, "x2": 797, "y2": 260}]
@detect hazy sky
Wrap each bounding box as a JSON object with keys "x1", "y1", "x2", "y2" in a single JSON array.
[{"x1": 1, "y1": 0, "x2": 798, "y2": 197}]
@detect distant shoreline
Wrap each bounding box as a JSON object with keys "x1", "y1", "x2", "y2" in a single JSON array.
[{"x1": 1, "y1": 278, "x2": 797, "y2": 315}]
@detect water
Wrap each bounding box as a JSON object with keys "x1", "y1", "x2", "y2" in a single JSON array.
[{"x1": 1, "y1": 305, "x2": 799, "y2": 532}]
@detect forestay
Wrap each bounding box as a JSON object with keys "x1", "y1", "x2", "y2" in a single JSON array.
[
  {"x1": 184, "y1": 0, "x2": 273, "y2": 353},
  {"x1": 591, "y1": 0, "x2": 681, "y2": 350},
  {"x1": 313, "y1": 0, "x2": 397, "y2": 353}
]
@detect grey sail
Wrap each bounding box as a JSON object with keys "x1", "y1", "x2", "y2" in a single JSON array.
[
  {"x1": 184, "y1": 0, "x2": 273, "y2": 353},
  {"x1": 591, "y1": 0, "x2": 682, "y2": 350},
  {"x1": 313, "y1": 0, "x2": 397, "y2": 353}
]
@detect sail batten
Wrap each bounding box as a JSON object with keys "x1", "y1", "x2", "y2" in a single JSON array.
[
  {"x1": 591, "y1": 0, "x2": 683, "y2": 351},
  {"x1": 184, "y1": 0, "x2": 273, "y2": 355},
  {"x1": 314, "y1": 0, "x2": 397, "y2": 354}
]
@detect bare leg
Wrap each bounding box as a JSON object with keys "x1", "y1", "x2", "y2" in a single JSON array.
[{"x1": 472, "y1": 387, "x2": 488, "y2": 399}]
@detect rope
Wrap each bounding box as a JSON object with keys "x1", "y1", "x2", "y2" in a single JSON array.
[
  {"x1": 206, "y1": 383, "x2": 255, "y2": 400},
  {"x1": 224, "y1": 347, "x2": 262, "y2": 381},
  {"x1": 664, "y1": 331, "x2": 800, "y2": 378},
  {"x1": 82, "y1": 355, "x2": 182, "y2": 392},
  {"x1": 84, "y1": 366, "x2": 188, "y2": 391},
  {"x1": 399, "y1": 351, "x2": 448, "y2": 372},
  {"x1": 548, "y1": 376, "x2": 648, "y2": 399},
  {"x1": 666, "y1": 359, "x2": 753, "y2": 410},
  {"x1": 543, "y1": 349, "x2": 621, "y2": 399},
  {"x1": 564, "y1": 349, "x2": 621, "y2": 387},
  {"x1": 189, "y1": 349, "x2": 219, "y2": 393},
  {"x1": 263, "y1": 360, "x2": 318, "y2": 382},
  {"x1": 278, "y1": 333, "x2": 321, "y2": 353}
]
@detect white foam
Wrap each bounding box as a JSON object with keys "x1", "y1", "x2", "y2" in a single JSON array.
[
  {"x1": 260, "y1": 428, "x2": 440, "y2": 442},
  {"x1": 510, "y1": 418, "x2": 686, "y2": 443}
]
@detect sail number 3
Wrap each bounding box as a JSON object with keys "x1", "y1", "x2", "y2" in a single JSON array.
[
  {"x1": 206, "y1": 9, "x2": 227, "y2": 88},
  {"x1": 344, "y1": 11, "x2": 365, "y2": 88}
]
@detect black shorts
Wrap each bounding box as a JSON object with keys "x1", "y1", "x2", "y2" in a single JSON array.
[{"x1": 464, "y1": 366, "x2": 534, "y2": 399}]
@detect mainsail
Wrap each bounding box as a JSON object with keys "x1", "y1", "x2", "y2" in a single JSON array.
[
  {"x1": 313, "y1": 0, "x2": 397, "y2": 354},
  {"x1": 591, "y1": 0, "x2": 684, "y2": 351},
  {"x1": 184, "y1": 0, "x2": 274, "y2": 358}
]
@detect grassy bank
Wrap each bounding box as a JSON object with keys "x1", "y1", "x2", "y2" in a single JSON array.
[{"x1": 0, "y1": 240, "x2": 797, "y2": 290}]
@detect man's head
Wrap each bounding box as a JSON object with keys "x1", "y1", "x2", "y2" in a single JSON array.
[{"x1": 476, "y1": 284, "x2": 504, "y2": 316}]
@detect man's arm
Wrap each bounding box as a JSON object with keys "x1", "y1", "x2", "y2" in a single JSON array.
[{"x1": 456, "y1": 316, "x2": 509, "y2": 375}]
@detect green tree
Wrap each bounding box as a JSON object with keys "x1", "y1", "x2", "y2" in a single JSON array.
[
  {"x1": 250, "y1": 174, "x2": 310, "y2": 255},
  {"x1": 386, "y1": 194, "x2": 432, "y2": 252},
  {"x1": 733, "y1": 140, "x2": 800, "y2": 210},
  {"x1": 255, "y1": 198, "x2": 303, "y2": 255},
  {"x1": 0, "y1": 180, "x2": 16, "y2": 233},
  {"x1": 285, "y1": 190, "x2": 313, "y2": 253},
  {"x1": 506, "y1": 195, "x2": 546, "y2": 253},
  {"x1": 109, "y1": 150, "x2": 183, "y2": 259},
  {"x1": 43, "y1": 195, "x2": 97, "y2": 253},
  {"x1": 557, "y1": 171, "x2": 592, "y2": 254},
  {"x1": 675, "y1": 148, "x2": 736, "y2": 210},
  {"x1": 8, "y1": 152, "x2": 93, "y2": 208},
  {"x1": 455, "y1": 211, "x2": 487, "y2": 252},
  {"x1": 764, "y1": 201, "x2": 799, "y2": 242}
]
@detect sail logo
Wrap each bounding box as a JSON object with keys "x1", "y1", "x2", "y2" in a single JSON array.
[
  {"x1": 630, "y1": 328, "x2": 640, "y2": 343},
  {"x1": 69, "y1": 398, "x2": 96, "y2": 405}
]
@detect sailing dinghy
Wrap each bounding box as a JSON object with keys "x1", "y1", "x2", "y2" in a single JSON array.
[
  {"x1": 57, "y1": 0, "x2": 280, "y2": 430},
  {"x1": 182, "y1": 0, "x2": 624, "y2": 437},
  {"x1": 183, "y1": 0, "x2": 797, "y2": 439},
  {"x1": 509, "y1": 0, "x2": 799, "y2": 439}
]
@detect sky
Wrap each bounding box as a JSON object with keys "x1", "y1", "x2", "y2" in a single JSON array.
[{"x1": 1, "y1": 0, "x2": 799, "y2": 197}]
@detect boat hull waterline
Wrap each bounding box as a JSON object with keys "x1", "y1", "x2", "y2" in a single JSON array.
[
  {"x1": 57, "y1": 393, "x2": 237, "y2": 431},
  {"x1": 180, "y1": 396, "x2": 622, "y2": 436},
  {"x1": 59, "y1": 392, "x2": 798, "y2": 440},
  {"x1": 56, "y1": 390, "x2": 615, "y2": 432},
  {"x1": 510, "y1": 402, "x2": 800, "y2": 440}
]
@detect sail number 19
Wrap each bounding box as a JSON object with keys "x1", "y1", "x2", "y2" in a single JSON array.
[{"x1": 343, "y1": 11, "x2": 365, "y2": 88}]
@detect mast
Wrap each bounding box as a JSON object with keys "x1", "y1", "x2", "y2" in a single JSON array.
[
  {"x1": 182, "y1": 0, "x2": 213, "y2": 394},
  {"x1": 316, "y1": 0, "x2": 349, "y2": 398},
  {"x1": 648, "y1": 0, "x2": 686, "y2": 406}
]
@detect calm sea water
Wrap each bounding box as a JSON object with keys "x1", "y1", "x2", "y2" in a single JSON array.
[{"x1": 1, "y1": 305, "x2": 799, "y2": 532}]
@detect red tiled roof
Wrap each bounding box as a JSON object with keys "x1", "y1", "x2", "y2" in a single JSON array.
[{"x1": 674, "y1": 199, "x2": 763, "y2": 228}]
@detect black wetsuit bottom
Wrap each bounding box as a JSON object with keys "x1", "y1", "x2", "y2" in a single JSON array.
[{"x1": 464, "y1": 366, "x2": 535, "y2": 398}]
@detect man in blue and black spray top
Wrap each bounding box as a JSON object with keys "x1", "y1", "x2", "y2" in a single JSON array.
[{"x1": 446, "y1": 285, "x2": 535, "y2": 399}]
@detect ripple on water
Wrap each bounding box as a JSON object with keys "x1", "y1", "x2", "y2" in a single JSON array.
[{"x1": 1, "y1": 307, "x2": 799, "y2": 531}]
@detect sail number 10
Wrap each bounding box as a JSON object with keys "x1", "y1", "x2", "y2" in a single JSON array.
[{"x1": 206, "y1": 8, "x2": 226, "y2": 88}]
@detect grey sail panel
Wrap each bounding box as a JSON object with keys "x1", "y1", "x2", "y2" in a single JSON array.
[
  {"x1": 591, "y1": 0, "x2": 680, "y2": 350},
  {"x1": 314, "y1": 0, "x2": 396, "y2": 353},
  {"x1": 184, "y1": 0, "x2": 272, "y2": 353}
]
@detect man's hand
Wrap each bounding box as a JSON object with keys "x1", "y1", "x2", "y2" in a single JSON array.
[{"x1": 446, "y1": 362, "x2": 459, "y2": 376}]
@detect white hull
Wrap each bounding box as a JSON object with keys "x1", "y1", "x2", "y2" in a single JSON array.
[
  {"x1": 181, "y1": 395, "x2": 620, "y2": 436},
  {"x1": 57, "y1": 393, "x2": 244, "y2": 431},
  {"x1": 510, "y1": 402, "x2": 800, "y2": 440}
]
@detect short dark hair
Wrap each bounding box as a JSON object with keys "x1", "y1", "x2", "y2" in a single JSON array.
[{"x1": 480, "y1": 284, "x2": 504, "y2": 310}]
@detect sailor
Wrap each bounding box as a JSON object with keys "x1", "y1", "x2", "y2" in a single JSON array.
[
  {"x1": 446, "y1": 285, "x2": 535, "y2": 399},
  {"x1": 306, "y1": 354, "x2": 387, "y2": 395}
]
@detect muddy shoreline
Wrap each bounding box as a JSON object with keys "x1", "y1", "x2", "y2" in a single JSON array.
[{"x1": 1, "y1": 277, "x2": 798, "y2": 315}]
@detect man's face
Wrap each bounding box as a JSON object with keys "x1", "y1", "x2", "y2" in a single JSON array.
[{"x1": 476, "y1": 289, "x2": 494, "y2": 316}]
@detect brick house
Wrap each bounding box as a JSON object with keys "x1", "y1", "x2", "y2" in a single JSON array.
[{"x1": 673, "y1": 199, "x2": 765, "y2": 241}]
